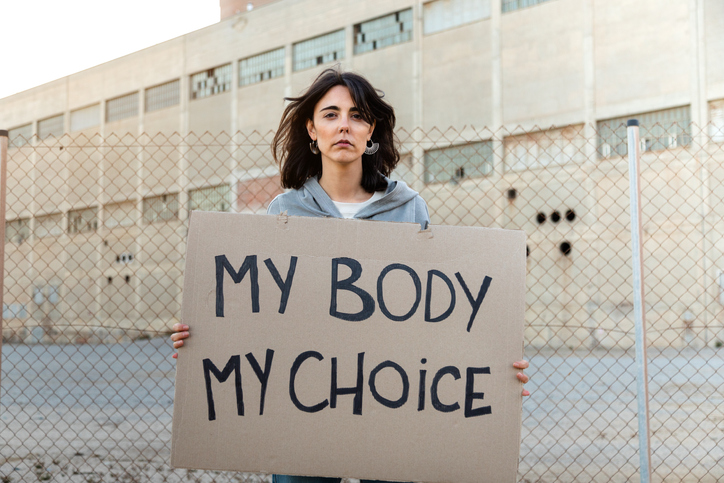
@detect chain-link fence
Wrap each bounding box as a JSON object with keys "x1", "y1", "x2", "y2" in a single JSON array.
[{"x1": 1, "y1": 122, "x2": 723, "y2": 482}]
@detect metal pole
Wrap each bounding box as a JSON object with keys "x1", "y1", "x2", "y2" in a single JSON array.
[
  {"x1": 626, "y1": 119, "x2": 652, "y2": 483},
  {"x1": 0, "y1": 129, "x2": 9, "y2": 392}
]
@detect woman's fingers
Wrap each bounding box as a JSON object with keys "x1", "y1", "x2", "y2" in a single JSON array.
[
  {"x1": 513, "y1": 360, "x2": 530, "y2": 397},
  {"x1": 170, "y1": 324, "x2": 189, "y2": 360},
  {"x1": 170, "y1": 331, "x2": 189, "y2": 342}
]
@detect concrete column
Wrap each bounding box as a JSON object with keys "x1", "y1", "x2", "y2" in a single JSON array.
[
  {"x1": 284, "y1": 43, "x2": 294, "y2": 99},
  {"x1": 582, "y1": 0, "x2": 596, "y2": 160},
  {"x1": 689, "y1": 0, "x2": 713, "y2": 346},
  {"x1": 490, "y1": 0, "x2": 503, "y2": 133},
  {"x1": 230, "y1": 59, "x2": 240, "y2": 212},
  {"x1": 581, "y1": 0, "x2": 602, "y2": 347},
  {"x1": 411, "y1": 0, "x2": 425, "y2": 193},
  {"x1": 231, "y1": 60, "x2": 239, "y2": 135},
  {"x1": 690, "y1": 0, "x2": 708, "y2": 131},
  {"x1": 345, "y1": 24, "x2": 355, "y2": 70},
  {"x1": 490, "y1": 0, "x2": 506, "y2": 230},
  {"x1": 178, "y1": 39, "x2": 191, "y2": 224},
  {"x1": 0, "y1": 130, "x2": 8, "y2": 353}
]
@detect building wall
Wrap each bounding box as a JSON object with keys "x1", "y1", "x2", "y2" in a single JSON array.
[
  {"x1": 2, "y1": 0, "x2": 724, "y2": 348},
  {"x1": 2, "y1": 0, "x2": 719, "y2": 137}
]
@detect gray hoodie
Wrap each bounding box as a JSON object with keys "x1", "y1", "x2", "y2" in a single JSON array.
[{"x1": 267, "y1": 176, "x2": 430, "y2": 228}]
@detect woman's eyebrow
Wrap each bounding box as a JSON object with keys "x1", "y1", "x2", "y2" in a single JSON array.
[{"x1": 319, "y1": 105, "x2": 360, "y2": 112}]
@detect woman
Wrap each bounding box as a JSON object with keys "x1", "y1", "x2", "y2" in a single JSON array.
[{"x1": 171, "y1": 68, "x2": 530, "y2": 482}]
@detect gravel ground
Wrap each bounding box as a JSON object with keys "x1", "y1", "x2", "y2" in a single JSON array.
[{"x1": 1, "y1": 338, "x2": 722, "y2": 483}]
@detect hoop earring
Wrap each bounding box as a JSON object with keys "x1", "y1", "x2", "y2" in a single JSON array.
[
  {"x1": 309, "y1": 140, "x2": 319, "y2": 154},
  {"x1": 364, "y1": 140, "x2": 379, "y2": 155}
]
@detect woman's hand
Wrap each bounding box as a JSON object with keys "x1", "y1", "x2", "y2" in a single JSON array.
[
  {"x1": 170, "y1": 323, "x2": 190, "y2": 359},
  {"x1": 513, "y1": 360, "x2": 530, "y2": 397}
]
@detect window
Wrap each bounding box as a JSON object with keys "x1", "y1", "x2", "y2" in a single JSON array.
[
  {"x1": 68, "y1": 207, "x2": 98, "y2": 234},
  {"x1": 9, "y1": 124, "x2": 32, "y2": 148},
  {"x1": 190, "y1": 64, "x2": 232, "y2": 100},
  {"x1": 354, "y1": 9, "x2": 413, "y2": 55},
  {"x1": 145, "y1": 80, "x2": 180, "y2": 112},
  {"x1": 35, "y1": 213, "x2": 64, "y2": 238},
  {"x1": 240, "y1": 48, "x2": 285, "y2": 86},
  {"x1": 5, "y1": 218, "x2": 30, "y2": 243},
  {"x1": 597, "y1": 106, "x2": 691, "y2": 158},
  {"x1": 70, "y1": 104, "x2": 100, "y2": 131},
  {"x1": 38, "y1": 114, "x2": 64, "y2": 140},
  {"x1": 105, "y1": 201, "x2": 138, "y2": 229},
  {"x1": 709, "y1": 99, "x2": 724, "y2": 143},
  {"x1": 423, "y1": 0, "x2": 491, "y2": 35},
  {"x1": 502, "y1": 0, "x2": 554, "y2": 13},
  {"x1": 293, "y1": 30, "x2": 345, "y2": 72},
  {"x1": 504, "y1": 126, "x2": 586, "y2": 171},
  {"x1": 32, "y1": 284, "x2": 60, "y2": 306},
  {"x1": 3, "y1": 303, "x2": 27, "y2": 319},
  {"x1": 143, "y1": 193, "x2": 179, "y2": 223},
  {"x1": 106, "y1": 92, "x2": 139, "y2": 122},
  {"x1": 189, "y1": 185, "x2": 231, "y2": 213},
  {"x1": 424, "y1": 141, "x2": 494, "y2": 183}
]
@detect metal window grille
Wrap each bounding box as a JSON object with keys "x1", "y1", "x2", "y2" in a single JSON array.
[
  {"x1": 354, "y1": 9, "x2": 413, "y2": 55},
  {"x1": 5, "y1": 217, "x2": 30, "y2": 243},
  {"x1": 188, "y1": 184, "x2": 231, "y2": 212},
  {"x1": 70, "y1": 104, "x2": 100, "y2": 132},
  {"x1": 37, "y1": 114, "x2": 64, "y2": 140},
  {"x1": 423, "y1": 0, "x2": 491, "y2": 35},
  {"x1": 597, "y1": 105, "x2": 691, "y2": 158},
  {"x1": 190, "y1": 64, "x2": 232, "y2": 100},
  {"x1": 34, "y1": 213, "x2": 64, "y2": 238},
  {"x1": 68, "y1": 207, "x2": 98, "y2": 234},
  {"x1": 424, "y1": 140, "x2": 494, "y2": 183},
  {"x1": 239, "y1": 48, "x2": 285, "y2": 86},
  {"x1": 8, "y1": 123, "x2": 33, "y2": 148},
  {"x1": 504, "y1": 125, "x2": 586, "y2": 171},
  {"x1": 293, "y1": 30, "x2": 345, "y2": 72},
  {"x1": 710, "y1": 99, "x2": 724, "y2": 143},
  {"x1": 106, "y1": 92, "x2": 140, "y2": 123},
  {"x1": 145, "y1": 80, "x2": 181, "y2": 113},
  {"x1": 105, "y1": 201, "x2": 138, "y2": 229},
  {"x1": 143, "y1": 193, "x2": 180, "y2": 223},
  {"x1": 502, "y1": 0, "x2": 554, "y2": 13}
]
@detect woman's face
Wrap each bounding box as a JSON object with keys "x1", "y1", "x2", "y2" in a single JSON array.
[{"x1": 307, "y1": 85, "x2": 375, "y2": 169}]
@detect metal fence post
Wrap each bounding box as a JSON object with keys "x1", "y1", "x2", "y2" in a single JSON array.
[
  {"x1": 0, "y1": 129, "x2": 8, "y2": 390},
  {"x1": 626, "y1": 119, "x2": 652, "y2": 483}
]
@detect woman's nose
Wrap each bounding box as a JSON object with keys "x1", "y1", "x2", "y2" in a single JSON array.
[{"x1": 338, "y1": 116, "x2": 350, "y2": 132}]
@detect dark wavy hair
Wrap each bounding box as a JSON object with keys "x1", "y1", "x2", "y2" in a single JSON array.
[{"x1": 272, "y1": 68, "x2": 399, "y2": 192}]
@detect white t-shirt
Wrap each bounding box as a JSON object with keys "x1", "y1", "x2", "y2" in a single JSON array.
[{"x1": 332, "y1": 191, "x2": 385, "y2": 219}]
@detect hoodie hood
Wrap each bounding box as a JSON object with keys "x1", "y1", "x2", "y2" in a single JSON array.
[{"x1": 267, "y1": 175, "x2": 430, "y2": 228}]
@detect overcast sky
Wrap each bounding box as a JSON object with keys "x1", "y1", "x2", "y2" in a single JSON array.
[{"x1": 0, "y1": 0, "x2": 219, "y2": 99}]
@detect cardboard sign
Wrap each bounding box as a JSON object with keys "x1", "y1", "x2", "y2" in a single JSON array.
[{"x1": 171, "y1": 212, "x2": 526, "y2": 483}]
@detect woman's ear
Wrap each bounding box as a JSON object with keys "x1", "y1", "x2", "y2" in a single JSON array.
[
  {"x1": 368, "y1": 120, "x2": 376, "y2": 140},
  {"x1": 306, "y1": 119, "x2": 316, "y2": 141}
]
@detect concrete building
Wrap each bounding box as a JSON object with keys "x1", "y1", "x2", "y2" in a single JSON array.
[{"x1": 2, "y1": 0, "x2": 724, "y2": 348}]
